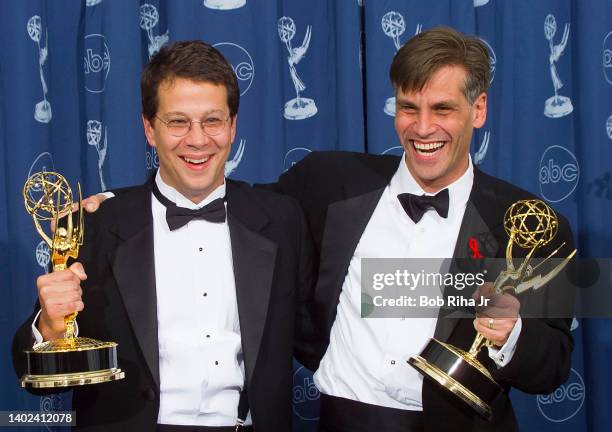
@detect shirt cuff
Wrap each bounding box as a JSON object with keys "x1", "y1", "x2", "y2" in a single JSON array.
[
  {"x1": 487, "y1": 316, "x2": 522, "y2": 368},
  {"x1": 101, "y1": 191, "x2": 114, "y2": 199},
  {"x1": 31, "y1": 309, "x2": 79, "y2": 348}
]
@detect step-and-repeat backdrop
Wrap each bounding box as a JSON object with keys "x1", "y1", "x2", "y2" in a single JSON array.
[{"x1": 1, "y1": 1, "x2": 611, "y2": 431}]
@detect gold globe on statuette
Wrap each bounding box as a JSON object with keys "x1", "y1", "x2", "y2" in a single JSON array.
[
  {"x1": 21, "y1": 171, "x2": 124, "y2": 388},
  {"x1": 408, "y1": 199, "x2": 576, "y2": 421}
]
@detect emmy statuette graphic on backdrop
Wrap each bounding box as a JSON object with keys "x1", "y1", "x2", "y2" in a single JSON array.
[
  {"x1": 86, "y1": 120, "x2": 108, "y2": 191},
  {"x1": 278, "y1": 17, "x2": 318, "y2": 120},
  {"x1": 140, "y1": 3, "x2": 169, "y2": 58},
  {"x1": 26, "y1": 15, "x2": 52, "y2": 123},
  {"x1": 20, "y1": 171, "x2": 124, "y2": 388},
  {"x1": 381, "y1": 12, "x2": 422, "y2": 116},
  {"x1": 224, "y1": 139, "x2": 246, "y2": 177},
  {"x1": 409, "y1": 199, "x2": 576, "y2": 420},
  {"x1": 543, "y1": 14, "x2": 573, "y2": 118},
  {"x1": 203, "y1": 0, "x2": 246, "y2": 10},
  {"x1": 473, "y1": 131, "x2": 490, "y2": 166}
]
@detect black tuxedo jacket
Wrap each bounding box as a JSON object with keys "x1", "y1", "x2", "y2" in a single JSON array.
[
  {"x1": 273, "y1": 151, "x2": 575, "y2": 432},
  {"x1": 13, "y1": 178, "x2": 315, "y2": 431}
]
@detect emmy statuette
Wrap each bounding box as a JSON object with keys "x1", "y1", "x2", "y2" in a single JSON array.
[
  {"x1": 409, "y1": 199, "x2": 576, "y2": 420},
  {"x1": 21, "y1": 171, "x2": 124, "y2": 388}
]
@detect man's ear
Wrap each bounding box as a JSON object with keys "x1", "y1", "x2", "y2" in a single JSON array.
[
  {"x1": 142, "y1": 115, "x2": 156, "y2": 148},
  {"x1": 472, "y1": 92, "x2": 487, "y2": 129},
  {"x1": 229, "y1": 114, "x2": 238, "y2": 144}
]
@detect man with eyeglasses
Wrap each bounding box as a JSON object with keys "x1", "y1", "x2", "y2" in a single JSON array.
[{"x1": 13, "y1": 41, "x2": 315, "y2": 432}]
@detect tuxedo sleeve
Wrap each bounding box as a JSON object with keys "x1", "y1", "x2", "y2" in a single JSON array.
[
  {"x1": 12, "y1": 303, "x2": 72, "y2": 396},
  {"x1": 291, "y1": 198, "x2": 321, "y2": 371}
]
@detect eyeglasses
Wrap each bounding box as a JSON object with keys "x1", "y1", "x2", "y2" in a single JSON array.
[{"x1": 155, "y1": 113, "x2": 230, "y2": 137}]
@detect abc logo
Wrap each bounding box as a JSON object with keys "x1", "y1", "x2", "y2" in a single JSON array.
[
  {"x1": 538, "y1": 145, "x2": 579, "y2": 203},
  {"x1": 603, "y1": 32, "x2": 612, "y2": 85},
  {"x1": 146, "y1": 146, "x2": 159, "y2": 170},
  {"x1": 84, "y1": 34, "x2": 111, "y2": 93},
  {"x1": 213, "y1": 42, "x2": 254, "y2": 96},
  {"x1": 28, "y1": 152, "x2": 55, "y2": 184},
  {"x1": 292, "y1": 365, "x2": 320, "y2": 421},
  {"x1": 283, "y1": 147, "x2": 311, "y2": 172},
  {"x1": 479, "y1": 38, "x2": 496, "y2": 84},
  {"x1": 380, "y1": 146, "x2": 404, "y2": 157},
  {"x1": 537, "y1": 368, "x2": 585, "y2": 423}
]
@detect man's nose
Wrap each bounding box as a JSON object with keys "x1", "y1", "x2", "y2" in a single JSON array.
[
  {"x1": 412, "y1": 111, "x2": 437, "y2": 137},
  {"x1": 184, "y1": 121, "x2": 209, "y2": 146}
]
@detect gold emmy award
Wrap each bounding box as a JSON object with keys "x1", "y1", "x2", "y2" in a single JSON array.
[
  {"x1": 409, "y1": 199, "x2": 576, "y2": 420},
  {"x1": 21, "y1": 171, "x2": 124, "y2": 388}
]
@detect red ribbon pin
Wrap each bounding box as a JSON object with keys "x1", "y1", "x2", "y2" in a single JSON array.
[{"x1": 469, "y1": 237, "x2": 484, "y2": 259}]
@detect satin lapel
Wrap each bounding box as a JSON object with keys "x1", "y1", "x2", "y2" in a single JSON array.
[
  {"x1": 317, "y1": 188, "x2": 385, "y2": 331},
  {"x1": 317, "y1": 154, "x2": 397, "y2": 335},
  {"x1": 109, "y1": 186, "x2": 160, "y2": 388},
  {"x1": 226, "y1": 181, "x2": 276, "y2": 386},
  {"x1": 433, "y1": 192, "x2": 500, "y2": 342}
]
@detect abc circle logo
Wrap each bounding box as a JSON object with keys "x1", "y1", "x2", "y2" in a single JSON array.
[
  {"x1": 479, "y1": 37, "x2": 496, "y2": 84},
  {"x1": 213, "y1": 42, "x2": 254, "y2": 96},
  {"x1": 146, "y1": 146, "x2": 160, "y2": 170},
  {"x1": 537, "y1": 368, "x2": 585, "y2": 423},
  {"x1": 538, "y1": 145, "x2": 579, "y2": 203},
  {"x1": 603, "y1": 31, "x2": 612, "y2": 85},
  {"x1": 380, "y1": 145, "x2": 403, "y2": 157},
  {"x1": 283, "y1": 147, "x2": 311, "y2": 172},
  {"x1": 292, "y1": 365, "x2": 319, "y2": 421},
  {"x1": 84, "y1": 34, "x2": 111, "y2": 93}
]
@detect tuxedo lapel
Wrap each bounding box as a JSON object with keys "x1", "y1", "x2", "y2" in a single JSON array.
[
  {"x1": 108, "y1": 185, "x2": 160, "y2": 388},
  {"x1": 317, "y1": 188, "x2": 385, "y2": 333},
  {"x1": 433, "y1": 171, "x2": 500, "y2": 343},
  {"x1": 317, "y1": 154, "x2": 397, "y2": 335},
  {"x1": 226, "y1": 181, "x2": 276, "y2": 385}
]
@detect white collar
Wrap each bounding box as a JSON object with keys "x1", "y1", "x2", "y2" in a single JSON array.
[{"x1": 155, "y1": 170, "x2": 226, "y2": 210}]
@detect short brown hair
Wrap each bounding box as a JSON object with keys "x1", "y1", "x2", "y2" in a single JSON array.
[
  {"x1": 390, "y1": 26, "x2": 490, "y2": 104},
  {"x1": 141, "y1": 41, "x2": 239, "y2": 121}
]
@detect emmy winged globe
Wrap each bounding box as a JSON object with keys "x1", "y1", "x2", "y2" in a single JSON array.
[
  {"x1": 278, "y1": 16, "x2": 317, "y2": 120},
  {"x1": 21, "y1": 171, "x2": 124, "y2": 388},
  {"x1": 409, "y1": 199, "x2": 576, "y2": 420}
]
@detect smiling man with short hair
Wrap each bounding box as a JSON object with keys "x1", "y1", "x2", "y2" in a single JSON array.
[
  {"x1": 14, "y1": 40, "x2": 314, "y2": 432},
  {"x1": 274, "y1": 26, "x2": 575, "y2": 432}
]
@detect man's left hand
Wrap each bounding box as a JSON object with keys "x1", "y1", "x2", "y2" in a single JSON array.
[{"x1": 472, "y1": 283, "x2": 520, "y2": 347}]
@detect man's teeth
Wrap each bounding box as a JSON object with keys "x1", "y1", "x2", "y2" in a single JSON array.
[
  {"x1": 413, "y1": 142, "x2": 444, "y2": 151},
  {"x1": 183, "y1": 156, "x2": 210, "y2": 164}
]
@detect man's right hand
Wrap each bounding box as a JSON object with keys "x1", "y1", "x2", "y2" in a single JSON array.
[
  {"x1": 80, "y1": 193, "x2": 108, "y2": 213},
  {"x1": 51, "y1": 193, "x2": 108, "y2": 232},
  {"x1": 36, "y1": 262, "x2": 87, "y2": 341}
]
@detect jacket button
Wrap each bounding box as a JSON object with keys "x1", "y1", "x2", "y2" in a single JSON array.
[{"x1": 142, "y1": 387, "x2": 156, "y2": 401}]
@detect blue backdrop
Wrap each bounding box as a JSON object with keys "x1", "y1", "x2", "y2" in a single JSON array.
[{"x1": 1, "y1": 1, "x2": 611, "y2": 431}]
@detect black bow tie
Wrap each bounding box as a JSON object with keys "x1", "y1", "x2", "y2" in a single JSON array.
[
  {"x1": 152, "y1": 181, "x2": 226, "y2": 230},
  {"x1": 397, "y1": 189, "x2": 449, "y2": 223}
]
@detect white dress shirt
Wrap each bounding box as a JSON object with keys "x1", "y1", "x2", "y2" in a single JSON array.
[
  {"x1": 33, "y1": 172, "x2": 250, "y2": 427},
  {"x1": 314, "y1": 155, "x2": 521, "y2": 410},
  {"x1": 153, "y1": 173, "x2": 249, "y2": 426}
]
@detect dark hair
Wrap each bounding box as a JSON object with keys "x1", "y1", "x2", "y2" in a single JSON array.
[
  {"x1": 141, "y1": 40, "x2": 239, "y2": 120},
  {"x1": 390, "y1": 26, "x2": 490, "y2": 104}
]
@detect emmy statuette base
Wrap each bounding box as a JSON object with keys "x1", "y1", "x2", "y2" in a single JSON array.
[
  {"x1": 21, "y1": 337, "x2": 125, "y2": 388},
  {"x1": 408, "y1": 338, "x2": 503, "y2": 421}
]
